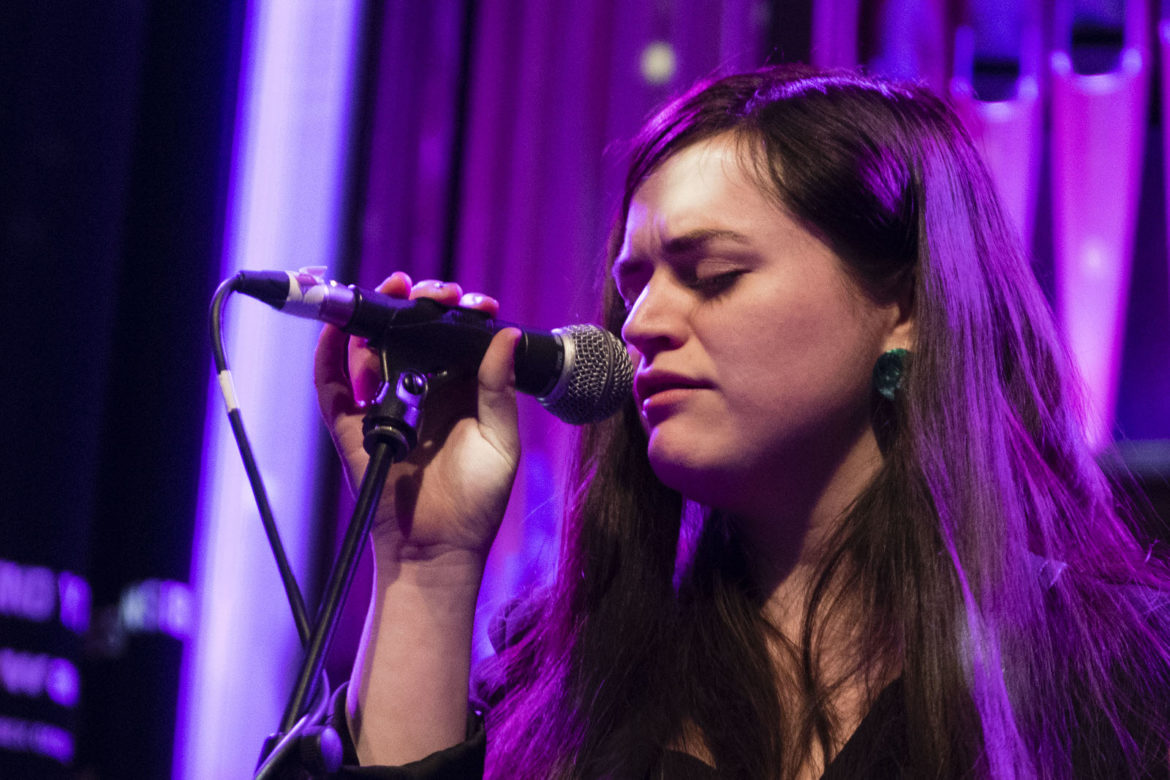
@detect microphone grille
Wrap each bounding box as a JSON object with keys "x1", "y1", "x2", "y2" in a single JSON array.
[{"x1": 540, "y1": 325, "x2": 633, "y2": 424}]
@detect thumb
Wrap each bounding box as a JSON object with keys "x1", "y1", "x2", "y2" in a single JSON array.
[
  {"x1": 314, "y1": 323, "x2": 359, "y2": 425},
  {"x1": 476, "y1": 328, "x2": 520, "y2": 459}
]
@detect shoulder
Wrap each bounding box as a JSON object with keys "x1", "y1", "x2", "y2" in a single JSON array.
[
  {"x1": 487, "y1": 594, "x2": 545, "y2": 654},
  {"x1": 472, "y1": 593, "x2": 548, "y2": 710}
]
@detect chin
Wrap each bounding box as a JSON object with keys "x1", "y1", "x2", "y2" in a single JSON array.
[{"x1": 646, "y1": 441, "x2": 739, "y2": 510}]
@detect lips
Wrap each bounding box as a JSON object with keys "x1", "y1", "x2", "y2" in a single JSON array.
[{"x1": 633, "y1": 371, "x2": 711, "y2": 406}]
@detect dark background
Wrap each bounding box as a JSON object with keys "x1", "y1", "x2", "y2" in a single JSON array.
[{"x1": 1, "y1": 3, "x2": 242, "y2": 777}]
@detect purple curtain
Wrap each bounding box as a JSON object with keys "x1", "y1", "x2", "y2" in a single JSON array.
[
  {"x1": 329, "y1": 0, "x2": 1170, "y2": 668},
  {"x1": 334, "y1": 0, "x2": 768, "y2": 664}
]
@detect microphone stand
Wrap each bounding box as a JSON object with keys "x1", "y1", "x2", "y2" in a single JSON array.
[{"x1": 254, "y1": 357, "x2": 429, "y2": 779}]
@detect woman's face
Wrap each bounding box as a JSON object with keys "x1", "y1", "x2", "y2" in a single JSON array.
[{"x1": 613, "y1": 135, "x2": 911, "y2": 521}]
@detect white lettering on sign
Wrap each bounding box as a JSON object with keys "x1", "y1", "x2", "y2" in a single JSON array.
[
  {"x1": 0, "y1": 561, "x2": 55, "y2": 622},
  {"x1": 44, "y1": 658, "x2": 80, "y2": 708},
  {"x1": 57, "y1": 571, "x2": 90, "y2": 634},
  {"x1": 0, "y1": 561, "x2": 193, "y2": 645},
  {"x1": 0, "y1": 716, "x2": 74, "y2": 763},
  {"x1": 0, "y1": 649, "x2": 45, "y2": 697},
  {"x1": 119, "y1": 579, "x2": 193, "y2": 639},
  {"x1": 158, "y1": 580, "x2": 193, "y2": 638},
  {"x1": 0, "y1": 649, "x2": 80, "y2": 707},
  {"x1": 0, "y1": 559, "x2": 91, "y2": 633}
]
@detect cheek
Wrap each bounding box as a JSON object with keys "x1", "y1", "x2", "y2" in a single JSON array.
[{"x1": 715, "y1": 297, "x2": 879, "y2": 420}]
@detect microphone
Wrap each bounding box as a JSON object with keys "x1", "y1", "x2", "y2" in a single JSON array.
[{"x1": 232, "y1": 269, "x2": 633, "y2": 424}]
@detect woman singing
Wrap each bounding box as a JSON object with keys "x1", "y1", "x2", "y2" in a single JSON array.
[{"x1": 315, "y1": 66, "x2": 1170, "y2": 778}]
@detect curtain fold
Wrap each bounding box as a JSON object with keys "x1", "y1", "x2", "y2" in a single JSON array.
[
  {"x1": 348, "y1": 0, "x2": 767, "y2": 657},
  {"x1": 336, "y1": 0, "x2": 1170, "y2": 674}
]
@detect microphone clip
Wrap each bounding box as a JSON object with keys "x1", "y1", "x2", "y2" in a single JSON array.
[{"x1": 361, "y1": 351, "x2": 429, "y2": 461}]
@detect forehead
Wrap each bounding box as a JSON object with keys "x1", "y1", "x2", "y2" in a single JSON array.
[{"x1": 619, "y1": 136, "x2": 790, "y2": 256}]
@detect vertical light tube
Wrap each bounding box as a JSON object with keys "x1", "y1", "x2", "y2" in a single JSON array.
[
  {"x1": 950, "y1": 77, "x2": 1041, "y2": 249},
  {"x1": 811, "y1": 0, "x2": 861, "y2": 68},
  {"x1": 1050, "y1": 0, "x2": 1150, "y2": 450},
  {"x1": 866, "y1": 0, "x2": 951, "y2": 88},
  {"x1": 1162, "y1": 15, "x2": 1170, "y2": 310},
  {"x1": 949, "y1": 6, "x2": 1043, "y2": 249},
  {"x1": 173, "y1": 2, "x2": 360, "y2": 778}
]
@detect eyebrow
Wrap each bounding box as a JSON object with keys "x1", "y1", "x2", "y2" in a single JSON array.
[
  {"x1": 614, "y1": 228, "x2": 753, "y2": 269},
  {"x1": 660, "y1": 228, "x2": 753, "y2": 256},
  {"x1": 612, "y1": 228, "x2": 754, "y2": 284}
]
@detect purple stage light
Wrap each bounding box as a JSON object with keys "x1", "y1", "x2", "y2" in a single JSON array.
[
  {"x1": 1161, "y1": 16, "x2": 1170, "y2": 318},
  {"x1": 173, "y1": 3, "x2": 361, "y2": 778},
  {"x1": 953, "y1": 81, "x2": 1040, "y2": 247},
  {"x1": 949, "y1": 12, "x2": 1043, "y2": 249},
  {"x1": 812, "y1": 0, "x2": 862, "y2": 68},
  {"x1": 1050, "y1": 0, "x2": 1150, "y2": 450}
]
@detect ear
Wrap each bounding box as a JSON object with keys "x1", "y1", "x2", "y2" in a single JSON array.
[{"x1": 880, "y1": 279, "x2": 915, "y2": 353}]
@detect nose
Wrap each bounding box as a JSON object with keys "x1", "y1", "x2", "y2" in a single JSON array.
[{"x1": 620, "y1": 275, "x2": 687, "y2": 362}]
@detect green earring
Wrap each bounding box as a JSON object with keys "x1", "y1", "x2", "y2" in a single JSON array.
[{"x1": 872, "y1": 348, "x2": 910, "y2": 401}]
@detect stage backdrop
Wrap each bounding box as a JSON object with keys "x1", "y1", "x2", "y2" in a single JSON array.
[{"x1": 2, "y1": 1, "x2": 1168, "y2": 778}]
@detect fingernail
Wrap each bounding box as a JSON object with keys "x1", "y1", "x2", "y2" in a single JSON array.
[
  {"x1": 433, "y1": 281, "x2": 447, "y2": 291},
  {"x1": 467, "y1": 293, "x2": 484, "y2": 305}
]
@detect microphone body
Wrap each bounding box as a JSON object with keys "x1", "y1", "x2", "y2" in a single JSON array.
[{"x1": 233, "y1": 269, "x2": 632, "y2": 424}]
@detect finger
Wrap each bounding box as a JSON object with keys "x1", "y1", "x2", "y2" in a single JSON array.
[
  {"x1": 377, "y1": 271, "x2": 412, "y2": 297},
  {"x1": 410, "y1": 279, "x2": 464, "y2": 306},
  {"x1": 314, "y1": 323, "x2": 359, "y2": 423},
  {"x1": 477, "y1": 328, "x2": 520, "y2": 459},
  {"x1": 458, "y1": 292, "x2": 501, "y2": 317},
  {"x1": 348, "y1": 335, "x2": 382, "y2": 405},
  {"x1": 342, "y1": 272, "x2": 414, "y2": 404}
]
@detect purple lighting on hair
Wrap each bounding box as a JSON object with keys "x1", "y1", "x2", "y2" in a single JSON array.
[
  {"x1": 1049, "y1": 14, "x2": 1149, "y2": 450},
  {"x1": 173, "y1": 2, "x2": 361, "y2": 778}
]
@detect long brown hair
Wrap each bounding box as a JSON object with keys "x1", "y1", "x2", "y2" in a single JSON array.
[{"x1": 479, "y1": 66, "x2": 1170, "y2": 778}]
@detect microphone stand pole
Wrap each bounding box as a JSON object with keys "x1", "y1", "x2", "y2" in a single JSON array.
[{"x1": 254, "y1": 359, "x2": 429, "y2": 779}]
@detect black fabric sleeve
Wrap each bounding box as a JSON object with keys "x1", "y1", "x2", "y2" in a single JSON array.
[{"x1": 328, "y1": 683, "x2": 486, "y2": 779}]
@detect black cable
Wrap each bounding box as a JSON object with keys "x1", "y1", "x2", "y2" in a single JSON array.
[
  {"x1": 278, "y1": 435, "x2": 400, "y2": 734},
  {"x1": 213, "y1": 276, "x2": 357, "y2": 776},
  {"x1": 209, "y1": 276, "x2": 315, "y2": 646}
]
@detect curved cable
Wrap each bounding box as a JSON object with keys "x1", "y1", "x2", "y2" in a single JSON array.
[{"x1": 209, "y1": 276, "x2": 315, "y2": 646}]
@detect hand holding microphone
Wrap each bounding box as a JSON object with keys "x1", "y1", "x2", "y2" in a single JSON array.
[
  {"x1": 233, "y1": 267, "x2": 631, "y2": 557},
  {"x1": 306, "y1": 275, "x2": 537, "y2": 767},
  {"x1": 236, "y1": 268, "x2": 633, "y2": 424},
  {"x1": 305, "y1": 272, "x2": 529, "y2": 559},
  {"x1": 219, "y1": 270, "x2": 616, "y2": 765}
]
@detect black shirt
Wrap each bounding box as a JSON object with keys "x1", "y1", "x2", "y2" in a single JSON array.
[
  {"x1": 329, "y1": 678, "x2": 910, "y2": 778},
  {"x1": 328, "y1": 577, "x2": 1170, "y2": 777}
]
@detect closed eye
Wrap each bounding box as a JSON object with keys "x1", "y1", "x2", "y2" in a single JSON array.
[
  {"x1": 612, "y1": 261, "x2": 650, "y2": 311},
  {"x1": 615, "y1": 281, "x2": 641, "y2": 312},
  {"x1": 687, "y1": 269, "x2": 745, "y2": 297}
]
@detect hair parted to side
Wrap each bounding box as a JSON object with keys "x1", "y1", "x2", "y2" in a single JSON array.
[{"x1": 477, "y1": 65, "x2": 1170, "y2": 778}]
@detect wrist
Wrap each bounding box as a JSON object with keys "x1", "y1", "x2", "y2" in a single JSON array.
[
  {"x1": 372, "y1": 543, "x2": 487, "y2": 596},
  {"x1": 350, "y1": 550, "x2": 481, "y2": 767}
]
